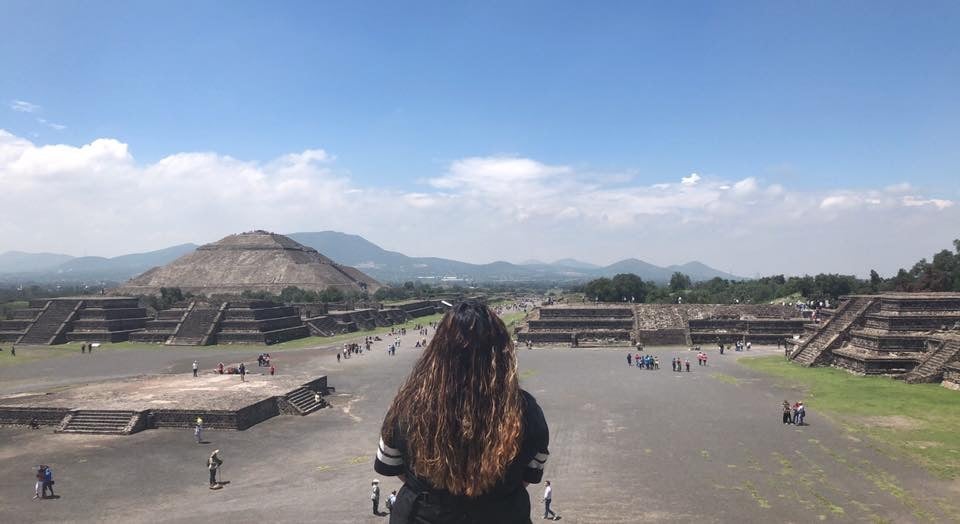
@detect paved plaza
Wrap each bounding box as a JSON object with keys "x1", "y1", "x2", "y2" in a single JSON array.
[{"x1": 1, "y1": 333, "x2": 958, "y2": 523}]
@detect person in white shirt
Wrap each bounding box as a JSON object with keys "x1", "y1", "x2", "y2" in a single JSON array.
[{"x1": 543, "y1": 480, "x2": 558, "y2": 520}]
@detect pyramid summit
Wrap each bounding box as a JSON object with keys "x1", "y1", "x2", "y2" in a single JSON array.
[{"x1": 115, "y1": 230, "x2": 381, "y2": 296}]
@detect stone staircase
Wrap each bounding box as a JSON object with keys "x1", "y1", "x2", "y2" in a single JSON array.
[
  {"x1": 17, "y1": 299, "x2": 82, "y2": 345},
  {"x1": 284, "y1": 388, "x2": 326, "y2": 415},
  {"x1": 900, "y1": 339, "x2": 960, "y2": 384},
  {"x1": 306, "y1": 316, "x2": 341, "y2": 336},
  {"x1": 57, "y1": 410, "x2": 142, "y2": 435},
  {"x1": 790, "y1": 297, "x2": 876, "y2": 366},
  {"x1": 168, "y1": 306, "x2": 219, "y2": 346}
]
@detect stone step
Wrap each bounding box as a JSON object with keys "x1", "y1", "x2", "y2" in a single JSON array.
[
  {"x1": 57, "y1": 410, "x2": 139, "y2": 434},
  {"x1": 285, "y1": 388, "x2": 324, "y2": 415}
]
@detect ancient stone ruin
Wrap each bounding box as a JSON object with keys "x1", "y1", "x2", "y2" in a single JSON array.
[
  {"x1": 516, "y1": 303, "x2": 805, "y2": 347},
  {"x1": 787, "y1": 293, "x2": 960, "y2": 389},
  {"x1": 114, "y1": 230, "x2": 381, "y2": 296},
  {"x1": 0, "y1": 297, "x2": 149, "y2": 344}
]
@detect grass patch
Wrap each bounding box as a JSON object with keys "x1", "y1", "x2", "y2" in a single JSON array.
[
  {"x1": 740, "y1": 355, "x2": 960, "y2": 479},
  {"x1": 500, "y1": 311, "x2": 527, "y2": 331},
  {"x1": 711, "y1": 372, "x2": 742, "y2": 385}
]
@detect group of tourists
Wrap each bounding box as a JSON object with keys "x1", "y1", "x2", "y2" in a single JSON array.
[
  {"x1": 212, "y1": 361, "x2": 249, "y2": 380},
  {"x1": 696, "y1": 352, "x2": 709, "y2": 366},
  {"x1": 256, "y1": 353, "x2": 272, "y2": 367},
  {"x1": 671, "y1": 357, "x2": 691, "y2": 372},
  {"x1": 628, "y1": 352, "x2": 659, "y2": 369},
  {"x1": 781, "y1": 400, "x2": 807, "y2": 425},
  {"x1": 79, "y1": 343, "x2": 95, "y2": 353}
]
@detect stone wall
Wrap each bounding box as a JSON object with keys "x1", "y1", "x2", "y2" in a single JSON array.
[{"x1": 0, "y1": 407, "x2": 71, "y2": 426}]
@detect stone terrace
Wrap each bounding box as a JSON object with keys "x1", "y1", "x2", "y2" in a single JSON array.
[
  {"x1": 789, "y1": 293, "x2": 960, "y2": 387},
  {"x1": 0, "y1": 297, "x2": 148, "y2": 344},
  {"x1": 518, "y1": 305, "x2": 635, "y2": 345}
]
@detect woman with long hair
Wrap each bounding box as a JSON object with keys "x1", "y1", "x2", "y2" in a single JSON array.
[{"x1": 374, "y1": 300, "x2": 550, "y2": 523}]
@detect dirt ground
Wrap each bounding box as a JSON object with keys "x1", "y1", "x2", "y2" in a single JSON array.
[{"x1": 1, "y1": 332, "x2": 958, "y2": 523}]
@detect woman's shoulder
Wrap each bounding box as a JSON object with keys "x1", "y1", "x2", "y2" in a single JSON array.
[{"x1": 520, "y1": 389, "x2": 547, "y2": 430}]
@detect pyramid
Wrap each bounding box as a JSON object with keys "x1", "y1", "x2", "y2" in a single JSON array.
[{"x1": 115, "y1": 231, "x2": 381, "y2": 296}]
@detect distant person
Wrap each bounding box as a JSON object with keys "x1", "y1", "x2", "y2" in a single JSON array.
[
  {"x1": 374, "y1": 300, "x2": 550, "y2": 522},
  {"x1": 387, "y1": 490, "x2": 397, "y2": 514},
  {"x1": 81, "y1": 343, "x2": 86, "y2": 354},
  {"x1": 371, "y1": 479, "x2": 381, "y2": 516},
  {"x1": 208, "y1": 450, "x2": 222, "y2": 489},
  {"x1": 337, "y1": 352, "x2": 341, "y2": 363},
  {"x1": 192, "y1": 360, "x2": 199, "y2": 378},
  {"x1": 238, "y1": 362, "x2": 246, "y2": 382},
  {"x1": 217, "y1": 362, "x2": 224, "y2": 375},
  {"x1": 627, "y1": 353, "x2": 632, "y2": 367},
  {"x1": 195, "y1": 417, "x2": 203, "y2": 444},
  {"x1": 41, "y1": 465, "x2": 54, "y2": 498},
  {"x1": 685, "y1": 359, "x2": 691, "y2": 372},
  {"x1": 10, "y1": 345, "x2": 14, "y2": 356},
  {"x1": 795, "y1": 402, "x2": 806, "y2": 425},
  {"x1": 33, "y1": 466, "x2": 43, "y2": 500},
  {"x1": 782, "y1": 401, "x2": 792, "y2": 425},
  {"x1": 543, "y1": 480, "x2": 558, "y2": 520}
]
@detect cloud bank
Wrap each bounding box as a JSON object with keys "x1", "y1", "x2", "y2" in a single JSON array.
[{"x1": 0, "y1": 129, "x2": 956, "y2": 277}]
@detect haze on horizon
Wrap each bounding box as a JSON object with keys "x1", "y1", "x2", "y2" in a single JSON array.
[{"x1": 1, "y1": 1, "x2": 958, "y2": 279}]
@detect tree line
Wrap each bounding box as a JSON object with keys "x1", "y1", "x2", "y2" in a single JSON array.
[{"x1": 578, "y1": 238, "x2": 960, "y2": 303}]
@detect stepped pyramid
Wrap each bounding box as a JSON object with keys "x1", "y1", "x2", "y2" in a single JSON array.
[{"x1": 115, "y1": 231, "x2": 381, "y2": 296}]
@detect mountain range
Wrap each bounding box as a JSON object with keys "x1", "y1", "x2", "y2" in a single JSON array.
[{"x1": 0, "y1": 231, "x2": 742, "y2": 285}]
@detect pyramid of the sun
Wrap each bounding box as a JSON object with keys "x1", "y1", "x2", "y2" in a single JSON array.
[{"x1": 116, "y1": 230, "x2": 381, "y2": 296}]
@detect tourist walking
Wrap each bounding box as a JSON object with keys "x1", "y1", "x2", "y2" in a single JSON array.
[
  {"x1": 627, "y1": 353, "x2": 632, "y2": 366},
  {"x1": 208, "y1": 450, "x2": 223, "y2": 489},
  {"x1": 543, "y1": 480, "x2": 558, "y2": 520},
  {"x1": 192, "y1": 360, "x2": 199, "y2": 377},
  {"x1": 795, "y1": 402, "x2": 806, "y2": 425},
  {"x1": 337, "y1": 352, "x2": 341, "y2": 363},
  {"x1": 238, "y1": 362, "x2": 246, "y2": 382},
  {"x1": 685, "y1": 359, "x2": 691, "y2": 372},
  {"x1": 41, "y1": 465, "x2": 54, "y2": 498},
  {"x1": 782, "y1": 401, "x2": 793, "y2": 424},
  {"x1": 33, "y1": 466, "x2": 43, "y2": 499},
  {"x1": 373, "y1": 300, "x2": 551, "y2": 521},
  {"x1": 371, "y1": 479, "x2": 381, "y2": 515},
  {"x1": 195, "y1": 417, "x2": 203, "y2": 443}
]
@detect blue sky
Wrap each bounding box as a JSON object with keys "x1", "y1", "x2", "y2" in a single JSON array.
[{"x1": 1, "y1": 1, "x2": 958, "y2": 276}]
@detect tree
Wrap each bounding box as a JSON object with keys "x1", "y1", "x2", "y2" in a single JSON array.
[{"x1": 669, "y1": 272, "x2": 692, "y2": 292}]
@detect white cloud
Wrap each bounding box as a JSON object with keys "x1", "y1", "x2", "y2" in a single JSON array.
[
  {"x1": 681, "y1": 173, "x2": 701, "y2": 186},
  {"x1": 10, "y1": 100, "x2": 40, "y2": 113},
  {"x1": 0, "y1": 129, "x2": 955, "y2": 277},
  {"x1": 36, "y1": 118, "x2": 67, "y2": 131}
]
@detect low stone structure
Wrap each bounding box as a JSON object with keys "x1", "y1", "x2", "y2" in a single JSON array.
[
  {"x1": 787, "y1": 293, "x2": 960, "y2": 388},
  {"x1": 0, "y1": 373, "x2": 330, "y2": 434},
  {"x1": 516, "y1": 303, "x2": 805, "y2": 347},
  {"x1": 0, "y1": 297, "x2": 148, "y2": 344},
  {"x1": 518, "y1": 306, "x2": 635, "y2": 346}
]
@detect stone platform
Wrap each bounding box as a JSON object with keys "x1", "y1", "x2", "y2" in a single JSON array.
[{"x1": 0, "y1": 370, "x2": 329, "y2": 432}]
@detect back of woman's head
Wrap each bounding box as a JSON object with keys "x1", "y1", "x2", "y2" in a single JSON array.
[{"x1": 382, "y1": 300, "x2": 523, "y2": 496}]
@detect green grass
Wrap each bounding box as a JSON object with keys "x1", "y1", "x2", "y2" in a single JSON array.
[
  {"x1": 1, "y1": 300, "x2": 28, "y2": 319},
  {"x1": 500, "y1": 311, "x2": 527, "y2": 331},
  {"x1": 740, "y1": 355, "x2": 960, "y2": 479}
]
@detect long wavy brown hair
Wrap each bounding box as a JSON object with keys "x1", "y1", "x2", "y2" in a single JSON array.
[{"x1": 382, "y1": 300, "x2": 524, "y2": 496}]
